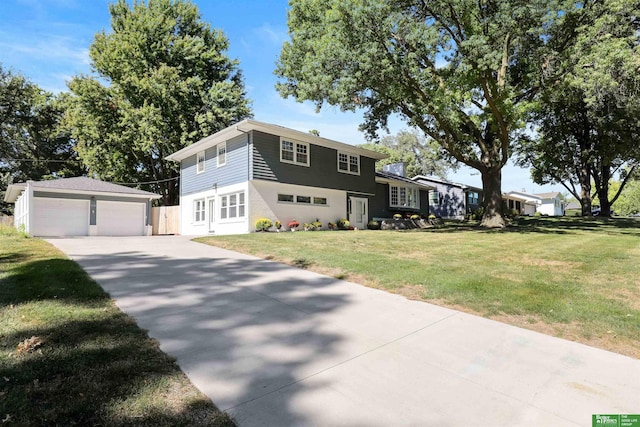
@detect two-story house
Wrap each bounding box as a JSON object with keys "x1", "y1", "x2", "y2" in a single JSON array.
[{"x1": 167, "y1": 119, "x2": 399, "y2": 235}]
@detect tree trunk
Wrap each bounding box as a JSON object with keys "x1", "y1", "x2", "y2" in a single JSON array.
[
  {"x1": 597, "y1": 166, "x2": 612, "y2": 217},
  {"x1": 480, "y1": 167, "x2": 506, "y2": 228},
  {"x1": 578, "y1": 164, "x2": 592, "y2": 216}
]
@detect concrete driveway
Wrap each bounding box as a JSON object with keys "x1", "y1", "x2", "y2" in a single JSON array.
[{"x1": 48, "y1": 236, "x2": 639, "y2": 426}]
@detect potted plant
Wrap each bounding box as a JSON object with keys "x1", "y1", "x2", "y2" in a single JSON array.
[{"x1": 288, "y1": 220, "x2": 299, "y2": 231}]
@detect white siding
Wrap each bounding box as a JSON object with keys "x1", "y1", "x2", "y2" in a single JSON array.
[
  {"x1": 249, "y1": 180, "x2": 346, "y2": 231},
  {"x1": 180, "y1": 182, "x2": 249, "y2": 236}
]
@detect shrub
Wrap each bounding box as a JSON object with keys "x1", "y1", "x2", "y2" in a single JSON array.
[
  {"x1": 428, "y1": 214, "x2": 436, "y2": 220},
  {"x1": 393, "y1": 213, "x2": 402, "y2": 220},
  {"x1": 328, "y1": 222, "x2": 336, "y2": 230},
  {"x1": 534, "y1": 211, "x2": 542, "y2": 217},
  {"x1": 367, "y1": 220, "x2": 381, "y2": 230},
  {"x1": 275, "y1": 220, "x2": 282, "y2": 230},
  {"x1": 337, "y1": 218, "x2": 350, "y2": 229},
  {"x1": 472, "y1": 207, "x2": 484, "y2": 220},
  {"x1": 255, "y1": 218, "x2": 273, "y2": 232},
  {"x1": 410, "y1": 214, "x2": 420, "y2": 220},
  {"x1": 311, "y1": 220, "x2": 323, "y2": 230}
]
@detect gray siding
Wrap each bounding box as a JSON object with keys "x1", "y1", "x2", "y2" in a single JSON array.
[
  {"x1": 180, "y1": 133, "x2": 249, "y2": 195},
  {"x1": 430, "y1": 182, "x2": 465, "y2": 218},
  {"x1": 251, "y1": 131, "x2": 377, "y2": 194}
]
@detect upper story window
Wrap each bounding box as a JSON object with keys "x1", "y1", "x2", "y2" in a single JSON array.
[
  {"x1": 280, "y1": 138, "x2": 309, "y2": 166},
  {"x1": 196, "y1": 151, "x2": 205, "y2": 174},
  {"x1": 217, "y1": 142, "x2": 227, "y2": 167},
  {"x1": 390, "y1": 185, "x2": 419, "y2": 208},
  {"x1": 338, "y1": 152, "x2": 360, "y2": 175}
]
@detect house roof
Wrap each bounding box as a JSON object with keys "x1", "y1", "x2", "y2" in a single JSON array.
[
  {"x1": 165, "y1": 119, "x2": 389, "y2": 162},
  {"x1": 412, "y1": 175, "x2": 482, "y2": 192},
  {"x1": 533, "y1": 192, "x2": 561, "y2": 199},
  {"x1": 3, "y1": 177, "x2": 161, "y2": 203},
  {"x1": 375, "y1": 171, "x2": 435, "y2": 190}
]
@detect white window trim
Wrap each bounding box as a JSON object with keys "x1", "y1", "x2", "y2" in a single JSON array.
[
  {"x1": 337, "y1": 151, "x2": 360, "y2": 175},
  {"x1": 280, "y1": 137, "x2": 310, "y2": 167},
  {"x1": 193, "y1": 198, "x2": 205, "y2": 223},
  {"x1": 390, "y1": 185, "x2": 420, "y2": 209},
  {"x1": 219, "y1": 191, "x2": 246, "y2": 223},
  {"x1": 217, "y1": 142, "x2": 227, "y2": 167},
  {"x1": 196, "y1": 151, "x2": 205, "y2": 174}
]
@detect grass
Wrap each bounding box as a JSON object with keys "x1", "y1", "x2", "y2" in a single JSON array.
[
  {"x1": 0, "y1": 225, "x2": 234, "y2": 426},
  {"x1": 196, "y1": 216, "x2": 640, "y2": 359}
]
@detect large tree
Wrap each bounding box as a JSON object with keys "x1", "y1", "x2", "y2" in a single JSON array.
[
  {"x1": 66, "y1": 0, "x2": 252, "y2": 205},
  {"x1": 359, "y1": 129, "x2": 457, "y2": 179},
  {"x1": 276, "y1": 0, "x2": 571, "y2": 227},
  {"x1": 517, "y1": 0, "x2": 640, "y2": 217},
  {"x1": 1, "y1": 65, "x2": 83, "y2": 215}
]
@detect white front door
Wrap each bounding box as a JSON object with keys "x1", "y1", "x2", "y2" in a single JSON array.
[
  {"x1": 349, "y1": 197, "x2": 368, "y2": 230},
  {"x1": 208, "y1": 198, "x2": 215, "y2": 233}
]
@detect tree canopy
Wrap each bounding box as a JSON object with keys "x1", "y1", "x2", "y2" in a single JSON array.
[
  {"x1": 276, "y1": 0, "x2": 573, "y2": 227},
  {"x1": 359, "y1": 129, "x2": 457, "y2": 179},
  {"x1": 1, "y1": 65, "x2": 83, "y2": 215},
  {"x1": 517, "y1": 0, "x2": 640, "y2": 217},
  {"x1": 65, "y1": 0, "x2": 252, "y2": 205}
]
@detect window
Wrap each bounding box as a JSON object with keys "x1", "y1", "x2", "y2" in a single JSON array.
[
  {"x1": 196, "y1": 151, "x2": 205, "y2": 174},
  {"x1": 313, "y1": 197, "x2": 327, "y2": 206},
  {"x1": 390, "y1": 185, "x2": 419, "y2": 208},
  {"x1": 278, "y1": 194, "x2": 294, "y2": 203},
  {"x1": 429, "y1": 190, "x2": 439, "y2": 206},
  {"x1": 194, "y1": 199, "x2": 205, "y2": 222},
  {"x1": 217, "y1": 142, "x2": 226, "y2": 167},
  {"x1": 467, "y1": 191, "x2": 479, "y2": 206},
  {"x1": 338, "y1": 152, "x2": 360, "y2": 175},
  {"x1": 296, "y1": 195, "x2": 311, "y2": 204},
  {"x1": 280, "y1": 138, "x2": 309, "y2": 166},
  {"x1": 220, "y1": 192, "x2": 245, "y2": 220}
]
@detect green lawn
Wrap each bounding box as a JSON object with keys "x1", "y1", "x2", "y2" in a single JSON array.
[
  {"x1": 0, "y1": 226, "x2": 234, "y2": 426},
  {"x1": 197, "y1": 217, "x2": 640, "y2": 359}
]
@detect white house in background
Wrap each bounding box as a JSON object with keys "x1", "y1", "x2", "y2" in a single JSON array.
[
  {"x1": 4, "y1": 177, "x2": 161, "y2": 236},
  {"x1": 504, "y1": 191, "x2": 564, "y2": 216}
]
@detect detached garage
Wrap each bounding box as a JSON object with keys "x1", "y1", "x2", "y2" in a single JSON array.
[{"x1": 4, "y1": 177, "x2": 161, "y2": 237}]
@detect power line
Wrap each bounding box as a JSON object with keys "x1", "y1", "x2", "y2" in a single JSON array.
[
  {"x1": 2, "y1": 158, "x2": 83, "y2": 163},
  {"x1": 114, "y1": 176, "x2": 179, "y2": 186}
]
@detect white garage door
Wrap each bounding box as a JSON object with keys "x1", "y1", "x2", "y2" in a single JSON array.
[
  {"x1": 97, "y1": 201, "x2": 145, "y2": 236},
  {"x1": 32, "y1": 197, "x2": 90, "y2": 236}
]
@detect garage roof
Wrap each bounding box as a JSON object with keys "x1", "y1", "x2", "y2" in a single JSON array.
[{"x1": 4, "y1": 177, "x2": 162, "y2": 203}]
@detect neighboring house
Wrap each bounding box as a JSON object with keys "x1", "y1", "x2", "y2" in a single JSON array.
[
  {"x1": 535, "y1": 192, "x2": 565, "y2": 216},
  {"x1": 504, "y1": 191, "x2": 564, "y2": 216},
  {"x1": 3, "y1": 177, "x2": 161, "y2": 236},
  {"x1": 165, "y1": 119, "x2": 390, "y2": 235},
  {"x1": 370, "y1": 170, "x2": 434, "y2": 220},
  {"x1": 503, "y1": 193, "x2": 537, "y2": 216},
  {"x1": 412, "y1": 175, "x2": 483, "y2": 219}
]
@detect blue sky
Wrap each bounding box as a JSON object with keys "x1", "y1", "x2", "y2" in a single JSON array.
[{"x1": 0, "y1": 0, "x2": 563, "y2": 194}]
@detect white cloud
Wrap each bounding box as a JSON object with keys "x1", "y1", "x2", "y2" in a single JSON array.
[{"x1": 254, "y1": 23, "x2": 288, "y2": 46}]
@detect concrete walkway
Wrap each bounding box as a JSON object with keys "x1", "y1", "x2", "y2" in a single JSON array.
[{"x1": 48, "y1": 236, "x2": 639, "y2": 426}]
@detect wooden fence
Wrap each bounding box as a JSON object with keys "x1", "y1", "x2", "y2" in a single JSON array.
[{"x1": 151, "y1": 206, "x2": 180, "y2": 235}]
